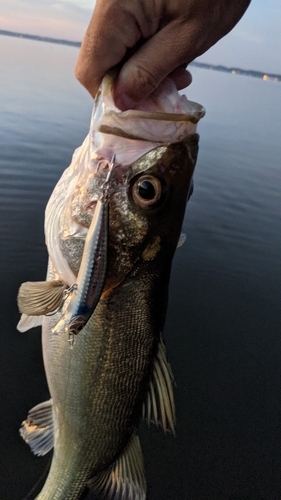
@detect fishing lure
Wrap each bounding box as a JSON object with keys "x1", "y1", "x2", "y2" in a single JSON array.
[
  {"x1": 18, "y1": 156, "x2": 116, "y2": 345},
  {"x1": 52, "y1": 156, "x2": 115, "y2": 344}
]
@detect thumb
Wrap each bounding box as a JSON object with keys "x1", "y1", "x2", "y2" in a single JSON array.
[{"x1": 114, "y1": 21, "x2": 194, "y2": 110}]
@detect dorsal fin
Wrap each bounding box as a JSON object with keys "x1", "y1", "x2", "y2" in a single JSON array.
[
  {"x1": 17, "y1": 280, "x2": 67, "y2": 316},
  {"x1": 89, "y1": 433, "x2": 146, "y2": 500},
  {"x1": 142, "y1": 337, "x2": 176, "y2": 434},
  {"x1": 20, "y1": 399, "x2": 54, "y2": 456}
]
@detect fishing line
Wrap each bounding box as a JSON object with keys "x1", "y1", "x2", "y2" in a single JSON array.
[{"x1": 20, "y1": 459, "x2": 51, "y2": 500}]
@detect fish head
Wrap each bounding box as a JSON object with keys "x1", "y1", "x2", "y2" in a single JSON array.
[
  {"x1": 46, "y1": 75, "x2": 204, "y2": 290},
  {"x1": 102, "y1": 135, "x2": 199, "y2": 292}
]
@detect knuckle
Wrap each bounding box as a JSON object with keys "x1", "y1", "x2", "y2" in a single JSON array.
[
  {"x1": 74, "y1": 61, "x2": 98, "y2": 98},
  {"x1": 74, "y1": 62, "x2": 88, "y2": 86}
]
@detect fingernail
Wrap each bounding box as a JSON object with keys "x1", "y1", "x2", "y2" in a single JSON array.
[{"x1": 114, "y1": 90, "x2": 137, "y2": 111}]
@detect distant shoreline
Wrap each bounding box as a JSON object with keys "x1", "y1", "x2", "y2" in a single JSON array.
[
  {"x1": 1, "y1": 28, "x2": 280, "y2": 83},
  {"x1": 0, "y1": 28, "x2": 81, "y2": 48}
]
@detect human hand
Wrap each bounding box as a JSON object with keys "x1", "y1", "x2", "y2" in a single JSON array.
[{"x1": 75, "y1": 0, "x2": 251, "y2": 110}]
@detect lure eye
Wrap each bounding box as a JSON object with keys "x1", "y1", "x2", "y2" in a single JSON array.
[
  {"x1": 69, "y1": 316, "x2": 86, "y2": 335},
  {"x1": 132, "y1": 175, "x2": 162, "y2": 209}
]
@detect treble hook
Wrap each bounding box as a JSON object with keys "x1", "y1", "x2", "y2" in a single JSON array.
[
  {"x1": 68, "y1": 332, "x2": 76, "y2": 348},
  {"x1": 100, "y1": 154, "x2": 116, "y2": 202},
  {"x1": 45, "y1": 283, "x2": 78, "y2": 317}
]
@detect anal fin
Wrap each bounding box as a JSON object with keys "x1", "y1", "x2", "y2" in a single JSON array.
[
  {"x1": 89, "y1": 433, "x2": 146, "y2": 500},
  {"x1": 20, "y1": 399, "x2": 54, "y2": 456},
  {"x1": 142, "y1": 336, "x2": 176, "y2": 434}
]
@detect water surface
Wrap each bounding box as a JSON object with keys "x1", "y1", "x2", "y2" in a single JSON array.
[{"x1": 0, "y1": 34, "x2": 281, "y2": 500}]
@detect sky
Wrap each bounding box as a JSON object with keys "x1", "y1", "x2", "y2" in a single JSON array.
[{"x1": 0, "y1": 0, "x2": 280, "y2": 74}]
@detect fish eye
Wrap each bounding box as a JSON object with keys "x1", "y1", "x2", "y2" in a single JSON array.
[{"x1": 132, "y1": 175, "x2": 162, "y2": 209}]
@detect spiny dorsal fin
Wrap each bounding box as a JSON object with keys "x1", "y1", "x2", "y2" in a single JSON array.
[
  {"x1": 17, "y1": 280, "x2": 67, "y2": 316},
  {"x1": 17, "y1": 313, "x2": 43, "y2": 332},
  {"x1": 20, "y1": 399, "x2": 54, "y2": 456},
  {"x1": 89, "y1": 433, "x2": 146, "y2": 500},
  {"x1": 142, "y1": 337, "x2": 176, "y2": 435}
]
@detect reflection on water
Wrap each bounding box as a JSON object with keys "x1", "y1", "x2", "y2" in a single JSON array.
[{"x1": 0, "y1": 35, "x2": 281, "y2": 499}]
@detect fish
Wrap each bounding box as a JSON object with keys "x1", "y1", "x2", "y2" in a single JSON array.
[{"x1": 17, "y1": 73, "x2": 205, "y2": 500}]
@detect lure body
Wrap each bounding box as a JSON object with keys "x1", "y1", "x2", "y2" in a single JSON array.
[{"x1": 53, "y1": 196, "x2": 108, "y2": 338}]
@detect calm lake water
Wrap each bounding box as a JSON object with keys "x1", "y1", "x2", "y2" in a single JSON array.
[{"x1": 0, "y1": 34, "x2": 281, "y2": 500}]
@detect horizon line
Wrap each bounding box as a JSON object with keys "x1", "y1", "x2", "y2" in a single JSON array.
[{"x1": 1, "y1": 28, "x2": 280, "y2": 81}]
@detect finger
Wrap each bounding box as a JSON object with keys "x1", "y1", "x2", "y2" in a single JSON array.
[
  {"x1": 168, "y1": 67, "x2": 193, "y2": 90},
  {"x1": 114, "y1": 20, "x2": 197, "y2": 109},
  {"x1": 114, "y1": 0, "x2": 252, "y2": 109},
  {"x1": 75, "y1": 0, "x2": 142, "y2": 98}
]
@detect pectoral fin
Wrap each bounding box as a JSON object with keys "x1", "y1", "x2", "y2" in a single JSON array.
[
  {"x1": 89, "y1": 433, "x2": 146, "y2": 500},
  {"x1": 142, "y1": 337, "x2": 176, "y2": 434},
  {"x1": 20, "y1": 399, "x2": 54, "y2": 456},
  {"x1": 17, "y1": 280, "x2": 68, "y2": 316}
]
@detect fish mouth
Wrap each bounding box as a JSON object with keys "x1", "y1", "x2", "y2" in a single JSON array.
[
  {"x1": 98, "y1": 105, "x2": 205, "y2": 142},
  {"x1": 95, "y1": 73, "x2": 205, "y2": 144}
]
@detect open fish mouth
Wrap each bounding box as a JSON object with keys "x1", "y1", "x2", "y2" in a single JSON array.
[{"x1": 96, "y1": 74, "x2": 205, "y2": 143}]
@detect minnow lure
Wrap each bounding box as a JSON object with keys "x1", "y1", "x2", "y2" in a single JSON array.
[
  {"x1": 52, "y1": 156, "x2": 115, "y2": 343},
  {"x1": 18, "y1": 156, "x2": 116, "y2": 344}
]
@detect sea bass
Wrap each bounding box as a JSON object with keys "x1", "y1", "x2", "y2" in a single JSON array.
[{"x1": 18, "y1": 74, "x2": 205, "y2": 500}]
